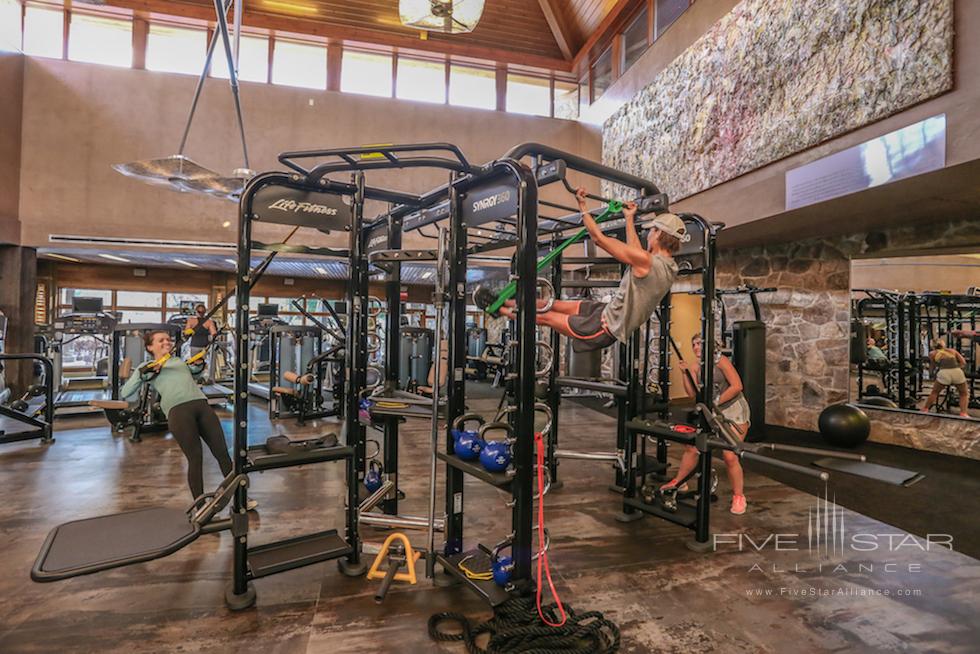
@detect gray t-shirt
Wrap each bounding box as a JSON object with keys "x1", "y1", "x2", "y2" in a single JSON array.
[{"x1": 602, "y1": 253, "x2": 678, "y2": 343}]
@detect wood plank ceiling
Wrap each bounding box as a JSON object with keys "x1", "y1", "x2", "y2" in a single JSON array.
[{"x1": 98, "y1": 0, "x2": 636, "y2": 73}]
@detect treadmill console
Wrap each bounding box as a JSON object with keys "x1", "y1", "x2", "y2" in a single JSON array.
[{"x1": 54, "y1": 313, "x2": 118, "y2": 335}]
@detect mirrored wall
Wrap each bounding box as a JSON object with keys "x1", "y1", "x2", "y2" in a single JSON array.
[{"x1": 850, "y1": 253, "x2": 980, "y2": 421}]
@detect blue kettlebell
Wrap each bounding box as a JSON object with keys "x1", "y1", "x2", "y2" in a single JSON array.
[
  {"x1": 492, "y1": 555, "x2": 513, "y2": 587},
  {"x1": 451, "y1": 413, "x2": 486, "y2": 461},
  {"x1": 478, "y1": 422, "x2": 513, "y2": 473},
  {"x1": 365, "y1": 460, "x2": 383, "y2": 493},
  {"x1": 491, "y1": 540, "x2": 514, "y2": 587}
]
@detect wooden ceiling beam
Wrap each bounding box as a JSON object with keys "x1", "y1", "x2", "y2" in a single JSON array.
[
  {"x1": 571, "y1": 0, "x2": 642, "y2": 71},
  {"x1": 98, "y1": 0, "x2": 574, "y2": 72},
  {"x1": 536, "y1": 0, "x2": 577, "y2": 61}
]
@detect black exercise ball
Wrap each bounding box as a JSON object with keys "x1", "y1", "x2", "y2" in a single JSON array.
[{"x1": 818, "y1": 403, "x2": 870, "y2": 448}]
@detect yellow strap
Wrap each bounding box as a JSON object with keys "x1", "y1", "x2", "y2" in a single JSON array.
[
  {"x1": 185, "y1": 349, "x2": 207, "y2": 365},
  {"x1": 458, "y1": 555, "x2": 493, "y2": 581},
  {"x1": 149, "y1": 353, "x2": 172, "y2": 368}
]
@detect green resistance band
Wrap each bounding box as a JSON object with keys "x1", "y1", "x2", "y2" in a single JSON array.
[{"x1": 485, "y1": 199, "x2": 624, "y2": 315}]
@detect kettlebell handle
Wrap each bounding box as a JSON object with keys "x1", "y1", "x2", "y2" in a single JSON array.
[
  {"x1": 452, "y1": 412, "x2": 486, "y2": 432},
  {"x1": 478, "y1": 421, "x2": 514, "y2": 443},
  {"x1": 490, "y1": 535, "x2": 513, "y2": 563}
]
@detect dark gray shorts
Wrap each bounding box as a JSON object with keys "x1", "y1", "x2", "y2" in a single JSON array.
[{"x1": 567, "y1": 301, "x2": 617, "y2": 352}]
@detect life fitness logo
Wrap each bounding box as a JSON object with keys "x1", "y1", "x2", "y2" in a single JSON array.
[
  {"x1": 268, "y1": 198, "x2": 339, "y2": 216},
  {"x1": 472, "y1": 190, "x2": 511, "y2": 213}
]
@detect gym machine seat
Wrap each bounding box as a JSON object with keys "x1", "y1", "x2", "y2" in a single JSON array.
[{"x1": 90, "y1": 399, "x2": 129, "y2": 410}]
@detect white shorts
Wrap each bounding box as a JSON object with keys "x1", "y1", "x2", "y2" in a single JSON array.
[
  {"x1": 719, "y1": 394, "x2": 751, "y2": 427},
  {"x1": 936, "y1": 368, "x2": 967, "y2": 386}
]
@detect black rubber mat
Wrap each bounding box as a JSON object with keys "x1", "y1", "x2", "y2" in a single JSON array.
[{"x1": 36, "y1": 507, "x2": 195, "y2": 577}]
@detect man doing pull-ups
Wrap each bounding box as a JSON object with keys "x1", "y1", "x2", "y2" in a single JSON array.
[{"x1": 498, "y1": 187, "x2": 684, "y2": 352}]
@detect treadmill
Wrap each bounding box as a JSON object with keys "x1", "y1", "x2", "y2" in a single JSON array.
[{"x1": 51, "y1": 297, "x2": 117, "y2": 417}]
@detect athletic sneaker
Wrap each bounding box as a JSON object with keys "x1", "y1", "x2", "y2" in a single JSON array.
[
  {"x1": 246, "y1": 499, "x2": 258, "y2": 511},
  {"x1": 730, "y1": 494, "x2": 747, "y2": 515}
]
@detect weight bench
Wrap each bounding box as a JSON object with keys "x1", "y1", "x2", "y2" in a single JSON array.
[{"x1": 32, "y1": 472, "x2": 241, "y2": 582}]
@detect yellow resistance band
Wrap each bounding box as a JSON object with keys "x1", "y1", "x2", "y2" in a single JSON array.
[{"x1": 458, "y1": 554, "x2": 493, "y2": 581}]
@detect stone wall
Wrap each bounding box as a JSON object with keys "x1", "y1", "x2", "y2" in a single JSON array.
[
  {"x1": 602, "y1": 0, "x2": 954, "y2": 202},
  {"x1": 717, "y1": 216, "x2": 980, "y2": 460}
]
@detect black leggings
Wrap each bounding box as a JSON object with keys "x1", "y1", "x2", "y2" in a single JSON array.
[{"x1": 167, "y1": 399, "x2": 233, "y2": 499}]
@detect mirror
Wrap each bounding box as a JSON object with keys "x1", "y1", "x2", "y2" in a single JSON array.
[{"x1": 849, "y1": 253, "x2": 980, "y2": 421}]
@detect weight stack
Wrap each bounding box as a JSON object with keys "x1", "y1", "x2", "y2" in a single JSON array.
[
  {"x1": 399, "y1": 327, "x2": 433, "y2": 389},
  {"x1": 732, "y1": 321, "x2": 765, "y2": 442}
]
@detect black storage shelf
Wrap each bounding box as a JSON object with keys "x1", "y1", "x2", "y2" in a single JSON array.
[
  {"x1": 622, "y1": 496, "x2": 697, "y2": 528},
  {"x1": 246, "y1": 444, "x2": 353, "y2": 472},
  {"x1": 436, "y1": 451, "x2": 513, "y2": 488},
  {"x1": 436, "y1": 549, "x2": 512, "y2": 607},
  {"x1": 247, "y1": 529, "x2": 351, "y2": 579},
  {"x1": 369, "y1": 404, "x2": 445, "y2": 420}
]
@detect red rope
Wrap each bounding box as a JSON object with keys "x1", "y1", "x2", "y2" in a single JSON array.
[{"x1": 534, "y1": 430, "x2": 566, "y2": 627}]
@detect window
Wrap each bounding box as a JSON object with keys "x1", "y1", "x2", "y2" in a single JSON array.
[
  {"x1": 210, "y1": 34, "x2": 269, "y2": 83},
  {"x1": 272, "y1": 38, "x2": 326, "y2": 89},
  {"x1": 118, "y1": 310, "x2": 164, "y2": 324},
  {"x1": 68, "y1": 12, "x2": 133, "y2": 68},
  {"x1": 553, "y1": 80, "x2": 579, "y2": 120},
  {"x1": 656, "y1": 0, "x2": 689, "y2": 39},
  {"x1": 23, "y1": 3, "x2": 63, "y2": 59},
  {"x1": 622, "y1": 7, "x2": 649, "y2": 72},
  {"x1": 579, "y1": 77, "x2": 590, "y2": 109},
  {"x1": 396, "y1": 57, "x2": 445, "y2": 104},
  {"x1": 59, "y1": 288, "x2": 113, "y2": 306},
  {"x1": 591, "y1": 48, "x2": 613, "y2": 101},
  {"x1": 449, "y1": 64, "x2": 495, "y2": 110},
  {"x1": 506, "y1": 74, "x2": 549, "y2": 117},
  {"x1": 117, "y1": 291, "x2": 162, "y2": 308},
  {"x1": 166, "y1": 292, "x2": 209, "y2": 310},
  {"x1": 0, "y1": 0, "x2": 21, "y2": 52},
  {"x1": 341, "y1": 49, "x2": 392, "y2": 97},
  {"x1": 146, "y1": 23, "x2": 206, "y2": 75}
]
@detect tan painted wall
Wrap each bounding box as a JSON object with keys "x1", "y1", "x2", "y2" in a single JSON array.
[
  {"x1": 18, "y1": 58, "x2": 601, "y2": 250},
  {"x1": 0, "y1": 52, "x2": 24, "y2": 245}
]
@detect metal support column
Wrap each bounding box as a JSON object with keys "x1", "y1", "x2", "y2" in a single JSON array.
[{"x1": 442, "y1": 179, "x2": 468, "y2": 557}]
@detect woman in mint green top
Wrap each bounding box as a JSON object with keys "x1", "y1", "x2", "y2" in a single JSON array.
[{"x1": 122, "y1": 330, "x2": 232, "y2": 500}]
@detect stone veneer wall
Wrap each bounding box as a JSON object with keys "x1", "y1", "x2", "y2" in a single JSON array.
[
  {"x1": 602, "y1": 0, "x2": 954, "y2": 201},
  {"x1": 717, "y1": 217, "x2": 980, "y2": 460}
]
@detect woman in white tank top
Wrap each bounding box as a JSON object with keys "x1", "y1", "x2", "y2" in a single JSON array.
[{"x1": 662, "y1": 335, "x2": 749, "y2": 516}]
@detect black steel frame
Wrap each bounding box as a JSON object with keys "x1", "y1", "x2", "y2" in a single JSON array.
[{"x1": 0, "y1": 354, "x2": 55, "y2": 445}]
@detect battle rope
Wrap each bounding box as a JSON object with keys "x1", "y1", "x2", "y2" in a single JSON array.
[
  {"x1": 428, "y1": 433, "x2": 620, "y2": 653},
  {"x1": 428, "y1": 596, "x2": 620, "y2": 654}
]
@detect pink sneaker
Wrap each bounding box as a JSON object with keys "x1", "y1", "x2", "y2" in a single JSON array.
[{"x1": 730, "y1": 494, "x2": 747, "y2": 515}]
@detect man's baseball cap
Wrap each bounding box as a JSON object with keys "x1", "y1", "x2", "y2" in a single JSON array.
[{"x1": 650, "y1": 213, "x2": 686, "y2": 240}]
